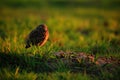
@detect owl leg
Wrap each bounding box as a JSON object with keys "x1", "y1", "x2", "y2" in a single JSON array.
[{"x1": 25, "y1": 44, "x2": 31, "y2": 48}]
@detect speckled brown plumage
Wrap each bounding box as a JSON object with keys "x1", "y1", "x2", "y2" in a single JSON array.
[{"x1": 25, "y1": 24, "x2": 49, "y2": 48}]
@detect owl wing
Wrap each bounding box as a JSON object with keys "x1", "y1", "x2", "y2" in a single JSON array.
[{"x1": 29, "y1": 28, "x2": 46, "y2": 45}]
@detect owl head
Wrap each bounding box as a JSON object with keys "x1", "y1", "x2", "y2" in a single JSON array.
[{"x1": 36, "y1": 24, "x2": 48, "y2": 31}]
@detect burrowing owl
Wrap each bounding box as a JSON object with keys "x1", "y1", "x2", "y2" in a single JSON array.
[{"x1": 25, "y1": 24, "x2": 49, "y2": 48}]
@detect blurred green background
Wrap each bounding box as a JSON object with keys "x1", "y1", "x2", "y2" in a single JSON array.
[{"x1": 0, "y1": 0, "x2": 120, "y2": 9}]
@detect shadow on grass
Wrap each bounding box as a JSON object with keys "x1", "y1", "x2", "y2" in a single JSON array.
[
  {"x1": 0, "y1": 52, "x2": 53, "y2": 73},
  {"x1": 0, "y1": 52, "x2": 120, "y2": 80}
]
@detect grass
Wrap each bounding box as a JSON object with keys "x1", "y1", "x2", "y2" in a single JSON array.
[{"x1": 0, "y1": 0, "x2": 120, "y2": 80}]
